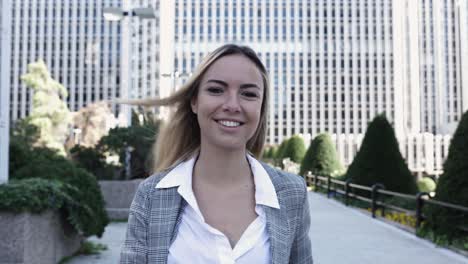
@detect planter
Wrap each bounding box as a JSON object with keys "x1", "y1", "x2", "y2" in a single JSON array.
[
  {"x1": 99, "y1": 179, "x2": 143, "y2": 220},
  {"x1": 0, "y1": 210, "x2": 83, "y2": 264}
]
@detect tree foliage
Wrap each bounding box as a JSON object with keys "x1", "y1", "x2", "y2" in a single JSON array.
[
  {"x1": 282, "y1": 135, "x2": 306, "y2": 163},
  {"x1": 20, "y1": 60, "x2": 71, "y2": 155},
  {"x1": 300, "y1": 133, "x2": 344, "y2": 177},
  {"x1": 69, "y1": 145, "x2": 118, "y2": 180},
  {"x1": 95, "y1": 110, "x2": 160, "y2": 179},
  {"x1": 424, "y1": 110, "x2": 468, "y2": 240},
  {"x1": 417, "y1": 177, "x2": 436, "y2": 192},
  {"x1": 7, "y1": 123, "x2": 108, "y2": 237},
  {"x1": 345, "y1": 114, "x2": 418, "y2": 194},
  {"x1": 68, "y1": 101, "x2": 118, "y2": 148},
  {"x1": 275, "y1": 138, "x2": 289, "y2": 163}
]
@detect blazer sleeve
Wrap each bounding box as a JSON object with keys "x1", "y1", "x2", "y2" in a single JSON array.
[
  {"x1": 120, "y1": 181, "x2": 150, "y2": 264},
  {"x1": 289, "y1": 179, "x2": 313, "y2": 263}
]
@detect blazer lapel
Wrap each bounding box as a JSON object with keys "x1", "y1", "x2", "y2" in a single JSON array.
[
  {"x1": 260, "y1": 162, "x2": 291, "y2": 264},
  {"x1": 149, "y1": 186, "x2": 186, "y2": 264},
  {"x1": 262, "y1": 204, "x2": 290, "y2": 264}
]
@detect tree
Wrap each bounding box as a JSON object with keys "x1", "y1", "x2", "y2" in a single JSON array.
[
  {"x1": 424, "y1": 110, "x2": 468, "y2": 240},
  {"x1": 300, "y1": 133, "x2": 344, "y2": 177},
  {"x1": 69, "y1": 145, "x2": 118, "y2": 180},
  {"x1": 345, "y1": 114, "x2": 418, "y2": 194},
  {"x1": 68, "y1": 101, "x2": 118, "y2": 148},
  {"x1": 282, "y1": 135, "x2": 306, "y2": 164},
  {"x1": 97, "y1": 110, "x2": 160, "y2": 179},
  {"x1": 417, "y1": 177, "x2": 436, "y2": 192},
  {"x1": 9, "y1": 120, "x2": 40, "y2": 174},
  {"x1": 21, "y1": 60, "x2": 71, "y2": 155},
  {"x1": 275, "y1": 138, "x2": 289, "y2": 165}
]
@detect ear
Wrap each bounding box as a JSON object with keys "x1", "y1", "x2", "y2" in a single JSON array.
[{"x1": 191, "y1": 96, "x2": 198, "y2": 114}]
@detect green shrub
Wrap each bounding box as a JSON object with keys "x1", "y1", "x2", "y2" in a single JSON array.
[
  {"x1": 262, "y1": 145, "x2": 278, "y2": 161},
  {"x1": 0, "y1": 176, "x2": 106, "y2": 237},
  {"x1": 270, "y1": 146, "x2": 278, "y2": 158},
  {"x1": 9, "y1": 147, "x2": 109, "y2": 237},
  {"x1": 417, "y1": 177, "x2": 436, "y2": 192},
  {"x1": 96, "y1": 111, "x2": 159, "y2": 179},
  {"x1": 300, "y1": 133, "x2": 344, "y2": 177},
  {"x1": 345, "y1": 114, "x2": 418, "y2": 195},
  {"x1": 8, "y1": 127, "x2": 108, "y2": 237},
  {"x1": 8, "y1": 120, "x2": 40, "y2": 173},
  {"x1": 0, "y1": 178, "x2": 72, "y2": 213},
  {"x1": 69, "y1": 145, "x2": 118, "y2": 180},
  {"x1": 282, "y1": 135, "x2": 306, "y2": 164},
  {"x1": 424, "y1": 110, "x2": 468, "y2": 240},
  {"x1": 261, "y1": 148, "x2": 268, "y2": 159},
  {"x1": 275, "y1": 139, "x2": 289, "y2": 160},
  {"x1": 261, "y1": 146, "x2": 271, "y2": 159}
]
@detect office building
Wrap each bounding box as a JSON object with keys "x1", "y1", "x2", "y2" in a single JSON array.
[
  {"x1": 6, "y1": 0, "x2": 466, "y2": 146},
  {"x1": 157, "y1": 0, "x2": 467, "y2": 145},
  {"x1": 7, "y1": 0, "x2": 161, "y2": 123},
  {"x1": 1, "y1": 0, "x2": 12, "y2": 183}
]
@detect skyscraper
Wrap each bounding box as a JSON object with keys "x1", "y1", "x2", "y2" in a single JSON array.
[
  {"x1": 7, "y1": 0, "x2": 466, "y2": 145},
  {"x1": 158, "y1": 0, "x2": 466, "y2": 144},
  {"x1": 7, "y1": 0, "x2": 162, "y2": 122},
  {"x1": 1, "y1": 0, "x2": 12, "y2": 183},
  {"x1": 392, "y1": 0, "x2": 468, "y2": 135},
  {"x1": 8, "y1": 1, "x2": 123, "y2": 119},
  {"x1": 167, "y1": 0, "x2": 395, "y2": 144}
]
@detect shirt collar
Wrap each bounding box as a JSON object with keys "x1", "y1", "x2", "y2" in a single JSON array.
[{"x1": 156, "y1": 154, "x2": 280, "y2": 209}]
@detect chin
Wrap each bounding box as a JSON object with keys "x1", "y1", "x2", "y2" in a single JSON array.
[{"x1": 210, "y1": 138, "x2": 248, "y2": 153}]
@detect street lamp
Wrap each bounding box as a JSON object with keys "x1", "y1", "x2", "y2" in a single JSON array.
[{"x1": 103, "y1": 6, "x2": 155, "y2": 127}]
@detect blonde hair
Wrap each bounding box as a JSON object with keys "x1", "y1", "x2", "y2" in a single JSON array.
[{"x1": 127, "y1": 44, "x2": 270, "y2": 173}]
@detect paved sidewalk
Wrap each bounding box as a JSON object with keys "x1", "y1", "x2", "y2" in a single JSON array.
[
  {"x1": 308, "y1": 191, "x2": 468, "y2": 264},
  {"x1": 67, "y1": 192, "x2": 468, "y2": 263},
  {"x1": 66, "y1": 222, "x2": 126, "y2": 264}
]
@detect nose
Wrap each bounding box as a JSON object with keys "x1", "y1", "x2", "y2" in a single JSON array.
[{"x1": 222, "y1": 92, "x2": 241, "y2": 113}]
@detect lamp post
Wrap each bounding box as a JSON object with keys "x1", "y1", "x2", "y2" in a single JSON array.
[{"x1": 103, "y1": 6, "x2": 155, "y2": 127}]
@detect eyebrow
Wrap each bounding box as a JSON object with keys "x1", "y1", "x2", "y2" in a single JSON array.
[{"x1": 206, "y1": 79, "x2": 261, "y2": 89}]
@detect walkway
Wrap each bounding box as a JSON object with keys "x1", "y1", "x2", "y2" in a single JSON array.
[
  {"x1": 67, "y1": 192, "x2": 468, "y2": 264},
  {"x1": 308, "y1": 191, "x2": 467, "y2": 264}
]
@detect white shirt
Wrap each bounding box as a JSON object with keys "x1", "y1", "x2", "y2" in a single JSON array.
[{"x1": 156, "y1": 154, "x2": 280, "y2": 264}]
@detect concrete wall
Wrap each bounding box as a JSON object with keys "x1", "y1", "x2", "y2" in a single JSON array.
[
  {"x1": 99, "y1": 179, "x2": 143, "y2": 220},
  {"x1": 0, "y1": 210, "x2": 83, "y2": 264}
]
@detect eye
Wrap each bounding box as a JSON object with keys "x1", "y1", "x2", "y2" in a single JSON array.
[
  {"x1": 242, "y1": 91, "x2": 259, "y2": 98},
  {"x1": 207, "y1": 87, "x2": 224, "y2": 94}
]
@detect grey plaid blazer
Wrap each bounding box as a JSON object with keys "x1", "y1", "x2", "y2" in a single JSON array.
[{"x1": 120, "y1": 161, "x2": 313, "y2": 264}]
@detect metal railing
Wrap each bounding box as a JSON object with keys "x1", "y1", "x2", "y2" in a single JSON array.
[{"x1": 306, "y1": 173, "x2": 468, "y2": 230}]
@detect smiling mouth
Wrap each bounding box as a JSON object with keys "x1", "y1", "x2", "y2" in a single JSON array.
[{"x1": 215, "y1": 119, "x2": 244, "y2": 127}]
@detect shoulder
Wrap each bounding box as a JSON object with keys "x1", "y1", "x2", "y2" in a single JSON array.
[
  {"x1": 258, "y1": 161, "x2": 309, "y2": 220},
  {"x1": 133, "y1": 168, "x2": 173, "y2": 198},
  {"x1": 258, "y1": 160, "x2": 307, "y2": 197}
]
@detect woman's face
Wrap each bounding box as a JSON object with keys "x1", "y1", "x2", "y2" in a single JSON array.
[{"x1": 191, "y1": 54, "x2": 264, "y2": 153}]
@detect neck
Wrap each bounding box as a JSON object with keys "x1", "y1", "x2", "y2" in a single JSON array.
[{"x1": 193, "y1": 145, "x2": 252, "y2": 188}]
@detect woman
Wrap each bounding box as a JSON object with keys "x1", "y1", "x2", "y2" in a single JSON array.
[{"x1": 120, "y1": 44, "x2": 312, "y2": 263}]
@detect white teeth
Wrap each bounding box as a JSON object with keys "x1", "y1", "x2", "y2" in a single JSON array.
[{"x1": 218, "y1": 120, "x2": 241, "y2": 127}]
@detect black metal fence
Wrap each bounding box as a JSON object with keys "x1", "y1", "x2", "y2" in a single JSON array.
[{"x1": 306, "y1": 173, "x2": 468, "y2": 231}]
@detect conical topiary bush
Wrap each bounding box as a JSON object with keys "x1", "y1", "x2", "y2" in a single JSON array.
[
  {"x1": 424, "y1": 110, "x2": 468, "y2": 240},
  {"x1": 282, "y1": 135, "x2": 306, "y2": 164},
  {"x1": 300, "y1": 133, "x2": 344, "y2": 177},
  {"x1": 275, "y1": 138, "x2": 289, "y2": 166},
  {"x1": 345, "y1": 114, "x2": 418, "y2": 195}
]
